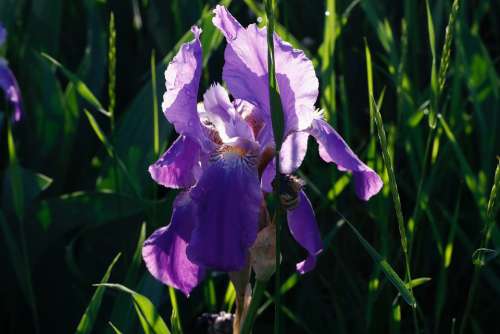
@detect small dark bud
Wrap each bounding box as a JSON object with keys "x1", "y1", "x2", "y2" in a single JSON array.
[{"x1": 272, "y1": 174, "x2": 305, "y2": 210}]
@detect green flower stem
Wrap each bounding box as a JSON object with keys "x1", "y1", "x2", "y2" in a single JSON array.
[{"x1": 241, "y1": 280, "x2": 267, "y2": 334}]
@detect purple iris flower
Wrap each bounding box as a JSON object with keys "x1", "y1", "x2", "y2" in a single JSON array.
[
  {"x1": 0, "y1": 23, "x2": 23, "y2": 122},
  {"x1": 142, "y1": 6, "x2": 383, "y2": 297}
]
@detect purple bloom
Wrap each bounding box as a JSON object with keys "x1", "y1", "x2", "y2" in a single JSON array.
[
  {"x1": 0, "y1": 23, "x2": 23, "y2": 122},
  {"x1": 143, "y1": 6, "x2": 383, "y2": 297}
]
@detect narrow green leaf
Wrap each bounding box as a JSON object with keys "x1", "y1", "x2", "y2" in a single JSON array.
[
  {"x1": 406, "y1": 277, "x2": 432, "y2": 289},
  {"x1": 41, "y1": 52, "x2": 108, "y2": 116},
  {"x1": 108, "y1": 222, "x2": 147, "y2": 333},
  {"x1": 96, "y1": 283, "x2": 171, "y2": 334},
  {"x1": 438, "y1": 0, "x2": 460, "y2": 92},
  {"x1": 108, "y1": 322, "x2": 123, "y2": 334},
  {"x1": 84, "y1": 109, "x2": 141, "y2": 197},
  {"x1": 76, "y1": 253, "x2": 121, "y2": 334},
  {"x1": 345, "y1": 221, "x2": 416, "y2": 308},
  {"x1": 168, "y1": 287, "x2": 182, "y2": 334},
  {"x1": 472, "y1": 248, "x2": 498, "y2": 266},
  {"x1": 223, "y1": 282, "x2": 236, "y2": 312}
]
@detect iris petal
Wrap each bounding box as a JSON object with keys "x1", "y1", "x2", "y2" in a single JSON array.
[
  {"x1": 187, "y1": 152, "x2": 262, "y2": 271},
  {"x1": 148, "y1": 135, "x2": 201, "y2": 189},
  {"x1": 212, "y1": 5, "x2": 318, "y2": 137},
  {"x1": 142, "y1": 192, "x2": 206, "y2": 297},
  {"x1": 162, "y1": 26, "x2": 209, "y2": 149},
  {"x1": 202, "y1": 84, "x2": 254, "y2": 142},
  {"x1": 308, "y1": 118, "x2": 383, "y2": 200},
  {"x1": 279, "y1": 131, "x2": 309, "y2": 174},
  {"x1": 287, "y1": 191, "x2": 323, "y2": 274},
  {"x1": 0, "y1": 59, "x2": 23, "y2": 122}
]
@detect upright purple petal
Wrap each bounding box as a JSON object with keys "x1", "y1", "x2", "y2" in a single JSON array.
[
  {"x1": 279, "y1": 131, "x2": 309, "y2": 174},
  {"x1": 287, "y1": 191, "x2": 323, "y2": 273},
  {"x1": 212, "y1": 6, "x2": 318, "y2": 136},
  {"x1": 162, "y1": 26, "x2": 207, "y2": 148},
  {"x1": 202, "y1": 84, "x2": 254, "y2": 142},
  {"x1": 187, "y1": 148, "x2": 263, "y2": 271},
  {"x1": 308, "y1": 118, "x2": 383, "y2": 200},
  {"x1": 148, "y1": 135, "x2": 201, "y2": 189},
  {"x1": 142, "y1": 192, "x2": 206, "y2": 297},
  {"x1": 0, "y1": 59, "x2": 23, "y2": 122}
]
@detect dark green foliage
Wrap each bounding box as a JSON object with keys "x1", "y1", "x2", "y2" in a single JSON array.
[{"x1": 0, "y1": 0, "x2": 499, "y2": 333}]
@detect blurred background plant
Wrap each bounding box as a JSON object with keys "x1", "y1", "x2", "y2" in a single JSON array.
[{"x1": 0, "y1": 0, "x2": 499, "y2": 333}]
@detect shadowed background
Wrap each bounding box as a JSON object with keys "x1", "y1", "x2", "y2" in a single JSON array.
[{"x1": 0, "y1": 0, "x2": 499, "y2": 333}]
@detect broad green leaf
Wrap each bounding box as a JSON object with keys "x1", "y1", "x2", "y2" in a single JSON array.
[
  {"x1": 346, "y1": 221, "x2": 416, "y2": 307},
  {"x1": 76, "y1": 253, "x2": 121, "y2": 334},
  {"x1": 96, "y1": 283, "x2": 171, "y2": 334}
]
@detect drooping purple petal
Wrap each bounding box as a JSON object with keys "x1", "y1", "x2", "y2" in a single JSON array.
[
  {"x1": 0, "y1": 59, "x2": 23, "y2": 122},
  {"x1": 162, "y1": 26, "x2": 208, "y2": 149},
  {"x1": 260, "y1": 158, "x2": 275, "y2": 193},
  {"x1": 279, "y1": 131, "x2": 309, "y2": 174},
  {"x1": 212, "y1": 6, "x2": 318, "y2": 137},
  {"x1": 142, "y1": 192, "x2": 206, "y2": 296},
  {"x1": 187, "y1": 148, "x2": 263, "y2": 271},
  {"x1": 148, "y1": 135, "x2": 201, "y2": 189},
  {"x1": 308, "y1": 118, "x2": 383, "y2": 200},
  {"x1": 287, "y1": 190, "x2": 323, "y2": 274}
]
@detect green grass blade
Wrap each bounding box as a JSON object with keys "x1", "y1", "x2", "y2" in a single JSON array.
[
  {"x1": 107, "y1": 222, "x2": 147, "y2": 333},
  {"x1": 168, "y1": 287, "x2": 182, "y2": 334},
  {"x1": 151, "y1": 50, "x2": 160, "y2": 157},
  {"x1": 84, "y1": 109, "x2": 141, "y2": 197},
  {"x1": 41, "y1": 52, "x2": 108, "y2": 116},
  {"x1": 425, "y1": 0, "x2": 438, "y2": 127},
  {"x1": 319, "y1": 0, "x2": 338, "y2": 123},
  {"x1": 108, "y1": 322, "x2": 123, "y2": 334},
  {"x1": 76, "y1": 253, "x2": 121, "y2": 334},
  {"x1": 96, "y1": 283, "x2": 171, "y2": 334},
  {"x1": 108, "y1": 12, "x2": 116, "y2": 130},
  {"x1": 223, "y1": 282, "x2": 236, "y2": 312},
  {"x1": 438, "y1": 0, "x2": 460, "y2": 92},
  {"x1": 345, "y1": 221, "x2": 416, "y2": 307}
]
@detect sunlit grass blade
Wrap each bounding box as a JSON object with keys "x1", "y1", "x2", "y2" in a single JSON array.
[
  {"x1": 96, "y1": 283, "x2": 171, "y2": 334},
  {"x1": 223, "y1": 282, "x2": 236, "y2": 312},
  {"x1": 319, "y1": 0, "x2": 338, "y2": 124},
  {"x1": 41, "y1": 52, "x2": 109, "y2": 116},
  {"x1": 345, "y1": 220, "x2": 415, "y2": 307},
  {"x1": 76, "y1": 253, "x2": 121, "y2": 334},
  {"x1": 108, "y1": 12, "x2": 116, "y2": 130},
  {"x1": 108, "y1": 223, "x2": 147, "y2": 333},
  {"x1": 438, "y1": 0, "x2": 460, "y2": 92},
  {"x1": 425, "y1": 0, "x2": 438, "y2": 127},
  {"x1": 84, "y1": 109, "x2": 141, "y2": 196},
  {"x1": 108, "y1": 322, "x2": 123, "y2": 334},
  {"x1": 168, "y1": 287, "x2": 182, "y2": 334}
]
